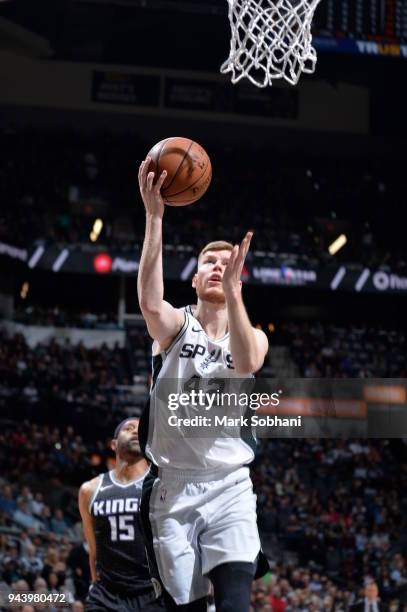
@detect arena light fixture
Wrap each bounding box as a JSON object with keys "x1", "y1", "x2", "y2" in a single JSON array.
[
  {"x1": 328, "y1": 234, "x2": 347, "y2": 256},
  {"x1": 20, "y1": 282, "x2": 29, "y2": 299},
  {"x1": 90, "y1": 218, "x2": 103, "y2": 242},
  {"x1": 93, "y1": 218, "x2": 103, "y2": 233}
]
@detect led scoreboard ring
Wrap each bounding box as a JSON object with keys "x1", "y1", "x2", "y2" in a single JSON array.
[{"x1": 314, "y1": 0, "x2": 407, "y2": 57}]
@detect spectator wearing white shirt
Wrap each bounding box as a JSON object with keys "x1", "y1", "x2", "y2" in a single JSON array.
[
  {"x1": 19, "y1": 544, "x2": 44, "y2": 576},
  {"x1": 18, "y1": 531, "x2": 34, "y2": 558},
  {"x1": 30, "y1": 492, "x2": 45, "y2": 517}
]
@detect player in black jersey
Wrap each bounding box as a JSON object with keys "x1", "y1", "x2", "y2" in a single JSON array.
[{"x1": 78, "y1": 418, "x2": 164, "y2": 611}]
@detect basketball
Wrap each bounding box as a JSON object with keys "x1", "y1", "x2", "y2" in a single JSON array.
[{"x1": 147, "y1": 137, "x2": 212, "y2": 206}]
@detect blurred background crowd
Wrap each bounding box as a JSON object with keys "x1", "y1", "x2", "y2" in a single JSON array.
[
  {"x1": 1, "y1": 0, "x2": 407, "y2": 609},
  {"x1": 1, "y1": 326, "x2": 407, "y2": 610},
  {"x1": 0, "y1": 126, "x2": 405, "y2": 270},
  {"x1": 1, "y1": 416, "x2": 406, "y2": 610}
]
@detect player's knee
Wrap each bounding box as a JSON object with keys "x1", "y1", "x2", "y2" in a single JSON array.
[{"x1": 210, "y1": 560, "x2": 256, "y2": 584}]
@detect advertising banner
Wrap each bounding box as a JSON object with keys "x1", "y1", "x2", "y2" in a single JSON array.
[
  {"x1": 91, "y1": 71, "x2": 160, "y2": 106},
  {"x1": 2, "y1": 241, "x2": 407, "y2": 295}
]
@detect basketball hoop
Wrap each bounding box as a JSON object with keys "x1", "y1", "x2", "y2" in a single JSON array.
[{"x1": 221, "y1": 0, "x2": 322, "y2": 88}]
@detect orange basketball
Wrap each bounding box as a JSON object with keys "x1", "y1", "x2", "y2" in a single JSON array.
[{"x1": 147, "y1": 137, "x2": 212, "y2": 206}]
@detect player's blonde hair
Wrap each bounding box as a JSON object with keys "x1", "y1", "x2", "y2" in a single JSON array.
[{"x1": 198, "y1": 241, "x2": 234, "y2": 265}]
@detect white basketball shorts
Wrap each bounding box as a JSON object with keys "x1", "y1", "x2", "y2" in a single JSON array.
[{"x1": 148, "y1": 466, "x2": 261, "y2": 605}]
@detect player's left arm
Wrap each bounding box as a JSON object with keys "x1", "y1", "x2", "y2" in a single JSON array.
[{"x1": 223, "y1": 232, "x2": 269, "y2": 374}]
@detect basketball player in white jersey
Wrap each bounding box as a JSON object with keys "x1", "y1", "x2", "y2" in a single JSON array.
[{"x1": 137, "y1": 156, "x2": 269, "y2": 611}]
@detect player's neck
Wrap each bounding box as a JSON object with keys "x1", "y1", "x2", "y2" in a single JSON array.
[
  {"x1": 113, "y1": 457, "x2": 149, "y2": 483},
  {"x1": 194, "y1": 300, "x2": 228, "y2": 340}
]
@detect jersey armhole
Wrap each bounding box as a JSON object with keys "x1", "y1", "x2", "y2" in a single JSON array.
[
  {"x1": 164, "y1": 310, "x2": 189, "y2": 355},
  {"x1": 152, "y1": 310, "x2": 189, "y2": 357},
  {"x1": 88, "y1": 475, "x2": 103, "y2": 513}
]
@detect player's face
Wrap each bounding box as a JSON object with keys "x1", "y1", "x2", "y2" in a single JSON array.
[
  {"x1": 115, "y1": 419, "x2": 141, "y2": 458},
  {"x1": 193, "y1": 249, "x2": 231, "y2": 304}
]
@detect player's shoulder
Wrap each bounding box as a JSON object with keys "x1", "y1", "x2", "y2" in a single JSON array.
[
  {"x1": 252, "y1": 326, "x2": 269, "y2": 352},
  {"x1": 79, "y1": 474, "x2": 103, "y2": 501},
  {"x1": 152, "y1": 306, "x2": 192, "y2": 355},
  {"x1": 252, "y1": 326, "x2": 268, "y2": 341}
]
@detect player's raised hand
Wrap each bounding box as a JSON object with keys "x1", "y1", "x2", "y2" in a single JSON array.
[
  {"x1": 222, "y1": 231, "x2": 253, "y2": 297},
  {"x1": 138, "y1": 156, "x2": 167, "y2": 218}
]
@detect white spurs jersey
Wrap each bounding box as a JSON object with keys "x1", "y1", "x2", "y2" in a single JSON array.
[{"x1": 142, "y1": 306, "x2": 256, "y2": 473}]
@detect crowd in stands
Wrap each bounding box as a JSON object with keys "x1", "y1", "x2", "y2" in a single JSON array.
[
  {"x1": 277, "y1": 322, "x2": 407, "y2": 378},
  {"x1": 1, "y1": 126, "x2": 405, "y2": 269},
  {"x1": 1, "y1": 421, "x2": 406, "y2": 610},
  {"x1": 252, "y1": 438, "x2": 407, "y2": 609},
  {"x1": 0, "y1": 326, "x2": 145, "y2": 433},
  {"x1": 0, "y1": 421, "x2": 110, "y2": 610},
  {"x1": 0, "y1": 327, "x2": 131, "y2": 399},
  {"x1": 12, "y1": 307, "x2": 121, "y2": 330},
  {"x1": 1, "y1": 315, "x2": 407, "y2": 609}
]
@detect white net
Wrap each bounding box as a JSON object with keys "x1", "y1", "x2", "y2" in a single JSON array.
[{"x1": 220, "y1": 0, "x2": 322, "y2": 88}]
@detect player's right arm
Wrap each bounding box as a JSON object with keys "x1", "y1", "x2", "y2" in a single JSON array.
[
  {"x1": 78, "y1": 478, "x2": 99, "y2": 583},
  {"x1": 137, "y1": 156, "x2": 184, "y2": 350}
]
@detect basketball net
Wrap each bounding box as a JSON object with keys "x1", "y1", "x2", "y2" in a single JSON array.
[{"x1": 221, "y1": 0, "x2": 322, "y2": 88}]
